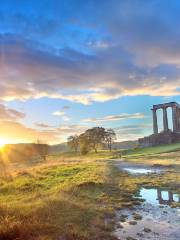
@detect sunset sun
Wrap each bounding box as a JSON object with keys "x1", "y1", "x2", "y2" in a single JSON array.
[{"x1": 0, "y1": 139, "x2": 7, "y2": 148}]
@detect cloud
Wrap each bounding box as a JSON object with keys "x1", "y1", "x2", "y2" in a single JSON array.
[
  {"x1": 114, "y1": 123, "x2": 152, "y2": 141},
  {"x1": 62, "y1": 105, "x2": 70, "y2": 110},
  {"x1": 82, "y1": 113, "x2": 145, "y2": 123},
  {"x1": 56, "y1": 125, "x2": 89, "y2": 139},
  {"x1": 0, "y1": 104, "x2": 25, "y2": 120},
  {"x1": 62, "y1": 116, "x2": 70, "y2": 122},
  {"x1": 0, "y1": 113, "x2": 91, "y2": 144},
  {"x1": 52, "y1": 109, "x2": 70, "y2": 121},
  {"x1": 0, "y1": 120, "x2": 59, "y2": 143},
  {"x1": 34, "y1": 123, "x2": 51, "y2": 128},
  {"x1": 0, "y1": 1, "x2": 180, "y2": 104},
  {"x1": 0, "y1": 34, "x2": 180, "y2": 105},
  {"x1": 52, "y1": 110, "x2": 66, "y2": 116}
]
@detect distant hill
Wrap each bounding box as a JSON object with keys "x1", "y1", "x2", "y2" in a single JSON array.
[
  {"x1": 3, "y1": 143, "x2": 49, "y2": 162},
  {"x1": 49, "y1": 140, "x2": 138, "y2": 153},
  {"x1": 2, "y1": 141, "x2": 138, "y2": 160},
  {"x1": 112, "y1": 140, "x2": 138, "y2": 150},
  {"x1": 49, "y1": 142, "x2": 68, "y2": 153}
]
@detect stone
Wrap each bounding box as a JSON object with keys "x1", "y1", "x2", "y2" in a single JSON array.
[
  {"x1": 144, "y1": 227, "x2": 152, "y2": 233},
  {"x1": 139, "y1": 102, "x2": 180, "y2": 147}
]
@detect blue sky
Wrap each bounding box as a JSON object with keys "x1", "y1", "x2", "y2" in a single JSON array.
[{"x1": 0, "y1": 0, "x2": 180, "y2": 144}]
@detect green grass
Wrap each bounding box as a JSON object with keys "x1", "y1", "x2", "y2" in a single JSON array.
[
  {"x1": 0, "y1": 144, "x2": 180, "y2": 240},
  {"x1": 0, "y1": 159, "x2": 141, "y2": 240},
  {"x1": 49, "y1": 149, "x2": 119, "y2": 161},
  {"x1": 122, "y1": 142, "x2": 180, "y2": 157}
]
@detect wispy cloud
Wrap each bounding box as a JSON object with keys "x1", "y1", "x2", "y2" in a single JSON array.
[
  {"x1": 0, "y1": 104, "x2": 25, "y2": 120},
  {"x1": 62, "y1": 105, "x2": 70, "y2": 110},
  {"x1": 52, "y1": 110, "x2": 65, "y2": 116},
  {"x1": 34, "y1": 123, "x2": 51, "y2": 128},
  {"x1": 0, "y1": 120, "x2": 59, "y2": 144},
  {"x1": 62, "y1": 116, "x2": 70, "y2": 122},
  {"x1": 114, "y1": 123, "x2": 152, "y2": 141},
  {"x1": 82, "y1": 113, "x2": 145, "y2": 123}
]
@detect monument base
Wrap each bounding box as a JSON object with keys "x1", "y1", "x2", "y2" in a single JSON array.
[{"x1": 138, "y1": 131, "x2": 180, "y2": 147}]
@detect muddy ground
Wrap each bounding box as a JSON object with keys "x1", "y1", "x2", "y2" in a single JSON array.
[{"x1": 113, "y1": 159, "x2": 180, "y2": 240}]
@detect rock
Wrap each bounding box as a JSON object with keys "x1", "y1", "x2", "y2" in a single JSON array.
[
  {"x1": 126, "y1": 237, "x2": 137, "y2": 240},
  {"x1": 117, "y1": 223, "x2": 124, "y2": 229},
  {"x1": 137, "y1": 232, "x2": 143, "y2": 237},
  {"x1": 129, "y1": 220, "x2": 137, "y2": 225},
  {"x1": 120, "y1": 214, "x2": 128, "y2": 222},
  {"x1": 133, "y1": 213, "x2": 142, "y2": 220},
  {"x1": 144, "y1": 227, "x2": 152, "y2": 233}
]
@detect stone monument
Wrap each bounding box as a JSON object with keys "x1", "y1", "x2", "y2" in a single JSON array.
[{"x1": 139, "y1": 102, "x2": 180, "y2": 147}]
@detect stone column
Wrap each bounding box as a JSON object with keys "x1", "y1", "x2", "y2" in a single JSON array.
[
  {"x1": 152, "y1": 108, "x2": 158, "y2": 134},
  {"x1": 177, "y1": 108, "x2": 180, "y2": 131},
  {"x1": 172, "y1": 106, "x2": 178, "y2": 132},
  {"x1": 163, "y1": 107, "x2": 168, "y2": 132}
]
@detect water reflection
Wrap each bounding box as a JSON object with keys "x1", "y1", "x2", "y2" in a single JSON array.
[
  {"x1": 139, "y1": 188, "x2": 180, "y2": 206},
  {"x1": 123, "y1": 167, "x2": 154, "y2": 174},
  {"x1": 157, "y1": 189, "x2": 180, "y2": 205}
]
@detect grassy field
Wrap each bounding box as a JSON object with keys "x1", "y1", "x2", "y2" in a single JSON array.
[
  {"x1": 0, "y1": 154, "x2": 141, "y2": 240},
  {"x1": 122, "y1": 143, "x2": 180, "y2": 168},
  {"x1": 0, "y1": 145, "x2": 180, "y2": 240},
  {"x1": 122, "y1": 142, "x2": 180, "y2": 157}
]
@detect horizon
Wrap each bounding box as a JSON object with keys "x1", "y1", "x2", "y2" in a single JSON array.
[{"x1": 1, "y1": 0, "x2": 180, "y2": 145}]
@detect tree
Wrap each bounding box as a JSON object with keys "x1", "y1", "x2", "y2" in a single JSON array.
[
  {"x1": 67, "y1": 135, "x2": 79, "y2": 152},
  {"x1": 78, "y1": 133, "x2": 91, "y2": 155},
  {"x1": 83, "y1": 127, "x2": 106, "y2": 153},
  {"x1": 35, "y1": 139, "x2": 49, "y2": 161},
  {"x1": 105, "y1": 129, "x2": 116, "y2": 152}
]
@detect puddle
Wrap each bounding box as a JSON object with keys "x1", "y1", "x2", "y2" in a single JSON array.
[
  {"x1": 114, "y1": 188, "x2": 180, "y2": 240},
  {"x1": 122, "y1": 167, "x2": 157, "y2": 174},
  {"x1": 139, "y1": 188, "x2": 180, "y2": 205},
  {"x1": 115, "y1": 161, "x2": 162, "y2": 175}
]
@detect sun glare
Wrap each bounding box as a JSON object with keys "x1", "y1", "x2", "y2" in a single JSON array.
[{"x1": 0, "y1": 139, "x2": 7, "y2": 148}]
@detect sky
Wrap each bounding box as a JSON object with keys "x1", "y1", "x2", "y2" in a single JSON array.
[{"x1": 0, "y1": 0, "x2": 180, "y2": 145}]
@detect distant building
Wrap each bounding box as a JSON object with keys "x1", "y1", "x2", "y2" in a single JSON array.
[{"x1": 139, "y1": 102, "x2": 180, "y2": 147}]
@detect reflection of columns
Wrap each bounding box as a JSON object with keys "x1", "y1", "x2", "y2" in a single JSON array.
[
  {"x1": 163, "y1": 107, "x2": 168, "y2": 132},
  {"x1": 152, "y1": 109, "x2": 158, "y2": 134},
  {"x1": 172, "y1": 106, "x2": 178, "y2": 132},
  {"x1": 157, "y1": 189, "x2": 162, "y2": 204},
  {"x1": 168, "y1": 191, "x2": 174, "y2": 202}
]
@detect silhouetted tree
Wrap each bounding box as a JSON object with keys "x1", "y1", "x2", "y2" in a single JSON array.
[
  {"x1": 67, "y1": 135, "x2": 79, "y2": 152},
  {"x1": 105, "y1": 129, "x2": 116, "y2": 151},
  {"x1": 83, "y1": 127, "x2": 106, "y2": 153},
  {"x1": 35, "y1": 139, "x2": 49, "y2": 161},
  {"x1": 77, "y1": 133, "x2": 90, "y2": 155}
]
